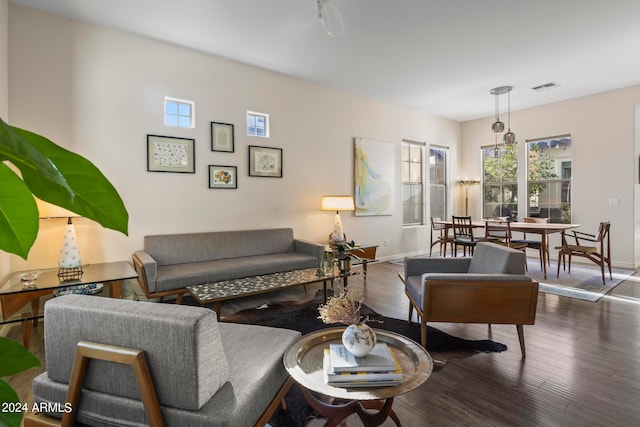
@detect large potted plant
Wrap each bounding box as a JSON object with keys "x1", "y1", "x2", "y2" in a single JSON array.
[{"x1": 0, "y1": 117, "x2": 128, "y2": 427}]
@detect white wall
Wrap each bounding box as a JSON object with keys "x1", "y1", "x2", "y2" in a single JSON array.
[
  {"x1": 6, "y1": 5, "x2": 462, "y2": 271},
  {"x1": 462, "y1": 86, "x2": 640, "y2": 268},
  {"x1": 0, "y1": 0, "x2": 9, "y2": 279}
]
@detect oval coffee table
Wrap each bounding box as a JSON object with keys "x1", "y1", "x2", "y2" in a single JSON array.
[{"x1": 283, "y1": 327, "x2": 433, "y2": 426}]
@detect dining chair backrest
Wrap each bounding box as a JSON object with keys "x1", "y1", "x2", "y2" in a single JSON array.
[
  {"x1": 431, "y1": 217, "x2": 445, "y2": 232},
  {"x1": 485, "y1": 219, "x2": 510, "y2": 243},
  {"x1": 523, "y1": 217, "x2": 550, "y2": 224},
  {"x1": 452, "y1": 216, "x2": 474, "y2": 241}
]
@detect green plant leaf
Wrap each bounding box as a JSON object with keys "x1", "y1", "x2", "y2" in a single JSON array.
[
  {"x1": 0, "y1": 379, "x2": 23, "y2": 427},
  {"x1": 0, "y1": 119, "x2": 73, "y2": 194},
  {"x1": 0, "y1": 164, "x2": 39, "y2": 259},
  {"x1": 0, "y1": 118, "x2": 128, "y2": 235},
  {"x1": 0, "y1": 337, "x2": 41, "y2": 377}
]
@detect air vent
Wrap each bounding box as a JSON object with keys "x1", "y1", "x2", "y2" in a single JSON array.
[{"x1": 532, "y1": 82, "x2": 559, "y2": 91}]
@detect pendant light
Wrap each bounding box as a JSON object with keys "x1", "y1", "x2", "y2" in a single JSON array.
[
  {"x1": 490, "y1": 87, "x2": 504, "y2": 133},
  {"x1": 503, "y1": 87, "x2": 516, "y2": 145},
  {"x1": 490, "y1": 86, "x2": 517, "y2": 146}
]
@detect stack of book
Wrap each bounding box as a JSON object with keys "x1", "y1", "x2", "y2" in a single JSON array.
[{"x1": 323, "y1": 343, "x2": 403, "y2": 388}]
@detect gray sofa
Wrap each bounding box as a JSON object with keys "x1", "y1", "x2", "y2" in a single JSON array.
[
  {"x1": 27, "y1": 295, "x2": 301, "y2": 427},
  {"x1": 132, "y1": 228, "x2": 324, "y2": 302},
  {"x1": 403, "y1": 242, "x2": 539, "y2": 357}
]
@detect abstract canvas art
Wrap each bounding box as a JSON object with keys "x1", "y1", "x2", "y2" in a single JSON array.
[{"x1": 354, "y1": 137, "x2": 393, "y2": 216}]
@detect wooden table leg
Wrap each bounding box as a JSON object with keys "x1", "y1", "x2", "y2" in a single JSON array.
[
  {"x1": 31, "y1": 297, "x2": 40, "y2": 327},
  {"x1": 296, "y1": 385, "x2": 400, "y2": 427},
  {"x1": 108, "y1": 280, "x2": 123, "y2": 299},
  {"x1": 362, "y1": 260, "x2": 368, "y2": 282},
  {"x1": 21, "y1": 313, "x2": 32, "y2": 349},
  {"x1": 541, "y1": 233, "x2": 548, "y2": 279}
]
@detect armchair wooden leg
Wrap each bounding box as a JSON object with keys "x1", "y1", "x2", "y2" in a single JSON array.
[
  {"x1": 516, "y1": 325, "x2": 526, "y2": 358},
  {"x1": 408, "y1": 303, "x2": 414, "y2": 322},
  {"x1": 420, "y1": 320, "x2": 427, "y2": 348}
]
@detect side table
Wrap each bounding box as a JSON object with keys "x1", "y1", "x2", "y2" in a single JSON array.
[
  {"x1": 283, "y1": 327, "x2": 433, "y2": 426},
  {"x1": 0, "y1": 261, "x2": 138, "y2": 348}
]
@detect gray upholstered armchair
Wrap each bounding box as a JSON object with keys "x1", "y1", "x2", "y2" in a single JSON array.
[
  {"x1": 25, "y1": 295, "x2": 300, "y2": 426},
  {"x1": 402, "y1": 242, "x2": 539, "y2": 357}
]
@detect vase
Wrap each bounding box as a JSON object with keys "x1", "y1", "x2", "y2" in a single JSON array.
[{"x1": 341, "y1": 323, "x2": 376, "y2": 357}]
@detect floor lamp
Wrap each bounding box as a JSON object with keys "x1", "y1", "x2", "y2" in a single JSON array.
[{"x1": 458, "y1": 180, "x2": 480, "y2": 216}]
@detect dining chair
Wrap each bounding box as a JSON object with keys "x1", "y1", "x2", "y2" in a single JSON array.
[
  {"x1": 430, "y1": 217, "x2": 453, "y2": 257},
  {"x1": 452, "y1": 215, "x2": 483, "y2": 256},
  {"x1": 485, "y1": 220, "x2": 528, "y2": 251},
  {"x1": 511, "y1": 217, "x2": 551, "y2": 269},
  {"x1": 556, "y1": 221, "x2": 612, "y2": 285}
]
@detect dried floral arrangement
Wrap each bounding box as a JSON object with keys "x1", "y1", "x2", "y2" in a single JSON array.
[{"x1": 318, "y1": 290, "x2": 366, "y2": 325}]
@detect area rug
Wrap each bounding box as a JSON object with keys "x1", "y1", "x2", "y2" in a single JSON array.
[
  {"x1": 388, "y1": 257, "x2": 635, "y2": 302},
  {"x1": 224, "y1": 290, "x2": 506, "y2": 427},
  {"x1": 526, "y1": 259, "x2": 635, "y2": 302}
]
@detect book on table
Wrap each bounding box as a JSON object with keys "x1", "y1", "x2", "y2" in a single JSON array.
[
  {"x1": 328, "y1": 343, "x2": 397, "y2": 373},
  {"x1": 323, "y1": 346, "x2": 403, "y2": 388}
]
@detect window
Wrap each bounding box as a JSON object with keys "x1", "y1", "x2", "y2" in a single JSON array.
[
  {"x1": 527, "y1": 135, "x2": 572, "y2": 223},
  {"x1": 164, "y1": 97, "x2": 194, "y2": 128},
  {"x1": 429, "y1": 146, "x2": 448, "y2": 220},
  {"x1": 482, "y1": 143, "x2": 518, "y2": 219},
  {"x1": 402, "y1": 141, "x2": 424, "y2": 226},
  {"x1": 247, "y1": 111, "x2": 269, "y2": 137}
]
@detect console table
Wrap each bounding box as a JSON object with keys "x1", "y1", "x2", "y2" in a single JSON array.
[
  {"x1": 283, "y1": 327, "x2": 433, "y2": 426},
  {"x1": 0, "y1": 261, "x2": 138, "y2": 348}
]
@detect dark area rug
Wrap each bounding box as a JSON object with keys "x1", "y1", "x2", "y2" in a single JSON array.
[{"x1": 222, "y1": 290, "x2": 507, "y2": 427}]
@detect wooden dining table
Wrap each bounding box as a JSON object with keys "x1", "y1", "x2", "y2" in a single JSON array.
[{"x1": 434, "y1": 219, "x2": 580, "y2": 279}]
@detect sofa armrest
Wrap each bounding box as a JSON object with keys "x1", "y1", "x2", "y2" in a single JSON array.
[
  {"x1": 404, "y1": 257, "x2": 471, "y2": 279},
  {"x1": 132, "y1": 251, "x2": 158, "y2": 294},
  {"x1": 294, "y1": 239, "x2": 325, "y2": 265},
  {"x1": 422, "y1": 278, "x2": 539, "y2": 325},
  {"x1": 422, "y1": 273, "x2": 532, "y2": 283}
]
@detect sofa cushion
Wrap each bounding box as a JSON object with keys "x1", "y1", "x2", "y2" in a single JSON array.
[
  {"x1": 32, "y1": 323, "x2": 301, "y2": 427},
  {"x1": 155, "y1": 252, "x2": 318, "y2": 293},
  {"x1": 467, "y1": 242, "x2": 526, "y2": 274},
  {"x1": 145, "y1": 228, "x2": 297, "y2": 265},
  {"x1": 43, "y1": 295, "x2": 229, "y2": 411}
]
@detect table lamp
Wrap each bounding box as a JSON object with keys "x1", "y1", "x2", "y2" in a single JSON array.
[
  {"x1": 36, "y1": 199, "x2": 83, "y2": 279},
  {"x1": 321, "y1": 195, "x2": 355, "y2": 244}
]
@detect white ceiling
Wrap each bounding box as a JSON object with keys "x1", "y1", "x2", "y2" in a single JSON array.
[{"x1": 8, "y1": 0, "x2": 640, "y2": 121}]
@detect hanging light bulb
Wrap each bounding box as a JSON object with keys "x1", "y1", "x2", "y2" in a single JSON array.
[
  {"x1": 503, "y1": 87, "x2": 516, "y2": 145},
  {"x1": 490, "y1": 87, "x2": 504, "y2": 133}
]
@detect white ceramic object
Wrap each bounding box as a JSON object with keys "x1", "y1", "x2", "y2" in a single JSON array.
[{"x1": 341, "y1": 323, "x2": 377, "y2": 357}]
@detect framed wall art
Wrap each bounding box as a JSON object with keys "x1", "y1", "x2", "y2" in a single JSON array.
[
  {"x1": 208, "y1": 165, "x2": 237, "y2": 189},
  {"x1": 211, "y1": 122, "x2": 234, "y2": 152},
  {"x1": 147, "y1": 134, "x2": 195, "y2": 173},
  {"x1": 354, "y1": 137, "x2": 394, "y2": 216},
  {"x1": 248, "y1": 145, "x2": 282, "y2": 178}
]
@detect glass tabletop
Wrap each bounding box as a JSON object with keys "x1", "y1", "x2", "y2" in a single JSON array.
[{"x1": 0, "y1": 261, "x2": 138, "y2": 296}]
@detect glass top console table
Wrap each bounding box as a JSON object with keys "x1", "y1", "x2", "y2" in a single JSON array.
[{"x1": 0, "y1": 261, "x2": 138, "y2": 348}]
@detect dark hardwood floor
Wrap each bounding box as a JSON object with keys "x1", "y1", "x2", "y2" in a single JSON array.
[{"x1": 6, "y1": 260, "x2": 640, "y2": 426}]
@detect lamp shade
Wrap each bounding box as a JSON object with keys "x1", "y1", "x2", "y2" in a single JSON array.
[
  {"x1": 36, "y1": 198, "x2": 79, "y2": 219},
  {"x1": 321, "y1": 196, "x2": 355, "y2": 212}
]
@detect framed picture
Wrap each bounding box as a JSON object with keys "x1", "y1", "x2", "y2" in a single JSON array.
[
  {"x1": 208, "y1": 165, "x2": 237, "y2": 189},
  {"x1": 211, "y1": 122, "x2": 234, "y2": 152},
  {"x1": 354, "y1": 137, "x2": 394, "y2": 216},
  {"x1": 248, "y1": 145, "x2": 283, "y2": 178},
  {"x1": 147, "y1": 135, "x2": 195, "y2": 173}
]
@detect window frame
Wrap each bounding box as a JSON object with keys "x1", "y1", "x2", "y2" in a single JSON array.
[
  {"x1": 526, "y1": 135, "x2": 572, "y2": 223},
  {"x1": 164, "y1": 96, "x2": 195, "y2": 128},
  {"x1": 481, "y1": 143, "x2": 518, "y2": 220},
  {"x1": 428, "y1": 145, "x2": 449, "y2": 221},
  {"x1": 402, "y1": 140, "x2": 425, "y2": 226},
  {"x1": 247, "y1": 110, "x2": 270, "y2": 138}
]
